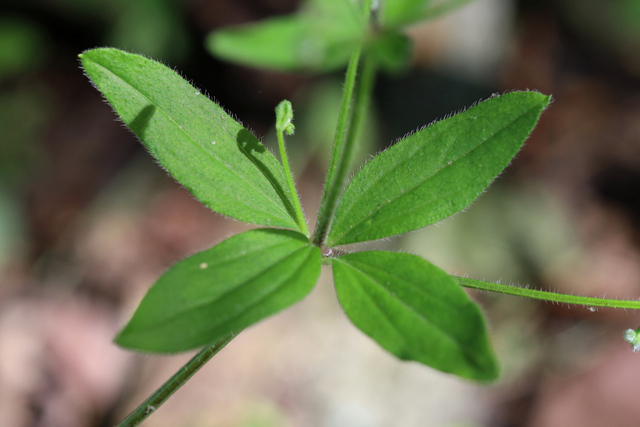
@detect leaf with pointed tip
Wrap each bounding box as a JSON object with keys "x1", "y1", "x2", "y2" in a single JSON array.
[
  {"x1": 332, "y1": 251, "x2": 498, "y2": 381},
  {"x1": 206, "y1": 0, "x2": 364, "y2": 72},
  {"x1": 79, "y1": 48, "x2": 300, "y2": 230},
  {"x1": 326, "y1": 91, "x2": 551, "y2": 246},
  {"x1": 116, "y1": 228, "x2": 321, "y2": 353}
]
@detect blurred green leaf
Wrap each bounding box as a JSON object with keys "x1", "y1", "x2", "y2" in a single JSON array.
[
  {"x1": 206, "y1": 0, "x2": 365, "y2": 72},
  {"x1": 327, "y1": 91, "x2": 551, "y2": 246},
  {"x1": 80, "y1": 48, "x2": 301, "y2": 230},
  {"x1": 108, "y1": 0, "x2": 189, "y2": 62},
  {"x1": 420, "y1": 0, "x2": 478, "y2": 22},
  {"x1": 381, "y1": 0, "x2": 478, "y2": 29},
  {"x1": 116, "y1": 228, "x2": 322, "y2": 352},
  {"x1": 0, "y1": 18, "x2": 46, "y2": 78},
  {"x1": 207, "y1": 16, "x2": 311, "y2": 72},
  {"x1": 380, "y1": 0, "x2": 432, "y2": 29},
  {"x1": 332, "y1": 251, "x2": 498, "y2": 381},
  {"x1": 0, "y1": 85, "x2": 49, "y2": 186},
  {"x1": 369, "y1": 32, "x2": 413, "y2": 73}
]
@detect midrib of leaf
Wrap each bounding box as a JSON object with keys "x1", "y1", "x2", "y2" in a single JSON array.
[
  {"x1": 86, "y1": 57, "x2": 294, "y2": 225},
  {"x1": 335, "y1": 259, "x2": 409, "y2": 350},
  {"x1": 191, "y1": 237, "x2": 298, "y2": 270},
  {"x1": 142, "y1": 244, "x2": 313, "y2": 330},
  {"x1": 206, "y1": 245, "x2": 316, "y2": 326},
  {"x1": 188, "y1": 160, "x2": 293, "y2": 224},
  {"x1": 330, "y1": 105, "x2": 540, "y2": 243},
  {"x1": 335, "y1": 257, "x2": 463, "y2": 350}
]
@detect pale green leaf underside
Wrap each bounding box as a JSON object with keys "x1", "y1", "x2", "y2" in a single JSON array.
[
  {"x1": 206, "y1": 0, "x2": 364, "y2": 72},
  {"x1": 116, "y1": 228, "x2": 321, "y2": 353},
  {"x1": 332, "y1": 251, "x2": 498, "y2": 381},
  {"x1": 79, "y1": 48, "x2": 299, "y2": 230},
  {"x1": 327, "y1": 91, "x2": 551, "y2": 246}
]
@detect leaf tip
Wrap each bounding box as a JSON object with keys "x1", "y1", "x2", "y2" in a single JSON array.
[
  {"x1": 475, "y1": 357, "x2": 501, "y2": 383},
  {"x1": 112, "y1": 325, "x2": 135, "y2": 349}
]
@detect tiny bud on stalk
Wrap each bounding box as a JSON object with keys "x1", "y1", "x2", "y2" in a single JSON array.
[
  {"x1": 276, "y1": 100, "x2": 295, "y2": 135},
  {"x1": 624, "y1": 327, "x2": 640, "y2": 352}
]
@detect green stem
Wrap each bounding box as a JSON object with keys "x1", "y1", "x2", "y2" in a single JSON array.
[
  {"x1": 313, "y1": 47, "x2": 362, "y2": 246},
  {"x1": 328, "y1": 53, "x2": 377, "y2": 235},
  {"x1": 313, "y1": 0, "x2": 374, "y2": 246},
  {"x1": 455, "y1": 276, "x2": 640, "y2": 309},
  {"x1": 277, "y1": 125, "x2": 309, "y2": 236},
  {"x1": 116, "y1": 335, "x2": 234, "y2": 427}
]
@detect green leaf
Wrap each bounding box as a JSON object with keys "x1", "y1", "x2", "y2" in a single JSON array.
[
  {"x1": 206, "y1": 16, "x2": 310, "y2": 72},
  {"x1": 79, "y1": 48, "x2": 300, "y2": 230},
  {"x1": 380, "y1": 0, "x2": 432, "y2": 29},
  {"x1": 326, "y1": 91, "x2": 551, "y2": 246},
  {"x1": 107, "y1": 0, "x2": 189, "y2": 63},
  {"x1": 420, "y1": 0, "x2": 479, "y2": 23},
  {"x1": 369, "y1": 32, "x2": 413, "y2": 73},
  {"x1": 332, "y1": 251, "x2": 498, "y2": 381},
  {"x1": 205, "y1": 0, "x2": 364, "y2": 72},
  {"x1": 116, "y1": 228, "x2": 321, "y2": 353},
  {"x1": 380, "y1": 0, "x2": 478, "y2": 29}
]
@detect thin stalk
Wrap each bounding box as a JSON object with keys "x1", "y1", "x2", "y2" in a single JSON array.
[
  {"x1": 455, "y1": 276, "x2": 640, "y2": 309},
  {"x1": 116, "y1": 335, "x2": 234, "y2": 427},
  {"x1": 313, "y1": 47, "x2": 362, "y2": 245},
  {"x1": 342, "y1": 54, "x2": 377, "y2": 177},
  {"x1": 313, "y1": 0, "x2": 374, "y2": 246},
  {"x1": 324, "y1": 53, "x2": 377, "y2": 244},
  {"x1": 277, "y1": 122, "x2": 309, "y2": 236}
]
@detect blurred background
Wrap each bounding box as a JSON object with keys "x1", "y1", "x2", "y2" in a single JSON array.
[{"x1": 1, "y1": 0, "x2": 640, "y2": 426}]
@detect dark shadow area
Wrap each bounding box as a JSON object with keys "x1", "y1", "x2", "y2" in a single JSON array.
[
  {"x1": 236, "y1": 128, "x2": 297, "y2": 221},
  {"x1": 127, "y1": 105, "x2": 156, "y2": 140}
]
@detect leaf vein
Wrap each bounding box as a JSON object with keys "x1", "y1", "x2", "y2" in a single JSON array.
[
  {"x1": 86, "y1": 56, "x2": 294, "y2": 224},
  {"x1": 337, "y1": 257, "x2": 464, "y2": 350},
  {"x1": 331, "y1": 106, "x2": 539, "y2": 242}
]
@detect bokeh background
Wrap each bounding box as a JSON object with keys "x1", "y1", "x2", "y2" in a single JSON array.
[{"x1": 2, "y1": 0, "x2": 640, "y2": 426}]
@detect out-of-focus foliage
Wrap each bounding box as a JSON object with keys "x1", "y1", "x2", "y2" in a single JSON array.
[
  {"x1": 0, "y1": 86, "x2": 49, "y2": 187},
  {"x1": 560, "y1": 0, "x2": 640, "y2": 73},
  {"x1": 49, "y1": 0, "x2": 189, "y2": 62},
  {"x1": 107, "y1": 0, "x2": 189, "y2": 63},
  {"x1": 206, "y1": 0, "x2": 365, "y2": 72},
  {"x1": 0, "y1": 18, "x2": 47, "y2": 78},
  {"x1": 0, "y1": 17, "x2": 49, "y2": 188}
]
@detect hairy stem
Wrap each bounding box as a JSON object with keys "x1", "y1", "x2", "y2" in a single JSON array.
[
  {"x1": 116, "y1": 335, "x2": 234, "y2": 427},
  {"x1": 455, "y1": 276, "x2": 640, "y2": 309},
  {"x1": 276, "y1": 107, "x2": 309, "y2": 236},
  {"x1": 313, "y1": 47, "x2": 362, "y2": 245},
  {"x1": 313, "y1": 0, "x2": 374, "y2": 246},
  {"x1": 330, "y1": 53, "x2": 377, "y2": 223}
]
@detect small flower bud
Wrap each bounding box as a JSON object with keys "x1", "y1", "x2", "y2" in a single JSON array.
[
  {"x1": 623, "y1": 327, "x2": 640, "y2": 352},
  {"x1": 275, "y1": 100, "x2": 295, "y2": 135}
]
